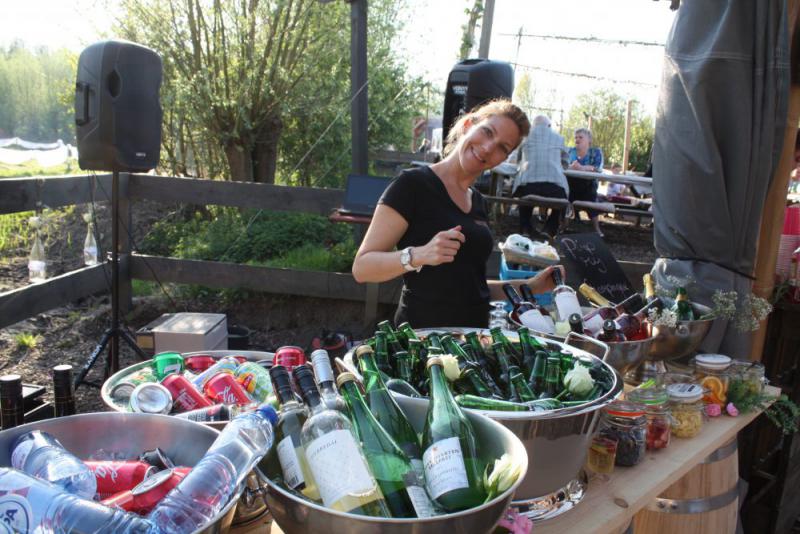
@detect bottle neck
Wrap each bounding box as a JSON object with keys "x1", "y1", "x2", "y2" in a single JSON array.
[
  {"x1": 428, "y1": 363, "x2": 454, "y2": 403},
  {"x1": 358, "y1": 352, "x2": 387, "y2": 391}
]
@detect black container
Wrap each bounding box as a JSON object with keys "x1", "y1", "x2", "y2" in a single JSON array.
[
  {"x1": 227, "y1": 325, "x2": 251, "y2": 351},
  {"x1": 0, "y1": 374, "x2": 25, "y2": 429}
]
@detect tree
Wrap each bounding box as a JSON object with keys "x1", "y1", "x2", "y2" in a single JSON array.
[{"x1": 459, "y1": 0, "x2": 483, "y2": 60}]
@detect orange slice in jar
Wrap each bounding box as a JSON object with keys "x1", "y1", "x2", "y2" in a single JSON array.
[{"x1": 701, "y1": 376, "x2": 726, "y2": 403}]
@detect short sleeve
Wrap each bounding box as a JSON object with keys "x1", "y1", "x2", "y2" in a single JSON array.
[
  {"x1": 379, "y1": 171, "x2": 417, "y2": 222},
  {"x1": 592, "y1": 148, "x2": 604, "y2": 171}
]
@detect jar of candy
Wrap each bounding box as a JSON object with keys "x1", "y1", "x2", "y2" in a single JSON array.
[
  {"x1": 667, "y1": 383, "x2": 705, "y2": 438},
  {"x1": 627, "y1": 385, "x2": 671, "y2": 450},
  {"x1": 693, "y1": 353, "x2": 732, "y2": 408},
  {"x1": 598, "y1": 401, "x2": 647, "y2": 467}
]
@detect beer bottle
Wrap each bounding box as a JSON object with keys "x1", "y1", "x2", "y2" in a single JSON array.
[
  {"x1": 373, "y1": 331, "x2": 394, "y2": 376},
  {"x1": 0, "y1": 374, "x2": 25, "y2": 429},
  {"x1": 490, "y1": 326, "x2": 521, "y2": 363},
  {"x1": 454, "y1": 394, "x2": 530, "y2": 412},
  {"x1": 377, "y1": 320, "x2": 405, "y2": 354},
  {"x1": 516, "y1": 327, "x2": 539, "y2": 377},
  {"x1": 528, "y1": 350, "x2": 548, "y2": 395},
  {"x1": 52, "y1": 365, "x2": 76, "y2": 418},
  {"x1": 510, "y1": 371, "x2": 536, "y2": 402},
  {"x1": 542, "y1": 356, "x2": 562, "y2": 398}
]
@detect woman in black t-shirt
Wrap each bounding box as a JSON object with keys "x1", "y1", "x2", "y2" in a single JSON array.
[{"x1": 352, "y1": 99, "x2": 565, "y2": 328}]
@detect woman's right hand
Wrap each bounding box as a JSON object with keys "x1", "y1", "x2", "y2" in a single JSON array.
[{"x1": 412, "y1": 225, "x2": 465, "y2": 267}]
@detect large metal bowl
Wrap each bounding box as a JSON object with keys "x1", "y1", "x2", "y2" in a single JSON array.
[
  {"x1": 262, "y1": 394, "x2": 528, "y2": 534},
  {"x1": 0, "y1": 413, "x2": 235, "y2": 534},
  {"x1": 647, "y1": 303, "x2": 714, "y2": 361}
]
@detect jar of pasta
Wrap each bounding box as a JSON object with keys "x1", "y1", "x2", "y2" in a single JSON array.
[
  {"x1": 693, "y1": 353, "x2": 732, "y2": 408},
  {"x1": 598, "y1": 401, "x2": 647, "y2": 466},
  {"x1": 667, "y1": 383, "x2": 704, "y2": 438},
  {"x1": 627, "y1": 385, "x2": 671, "y2": 450}
]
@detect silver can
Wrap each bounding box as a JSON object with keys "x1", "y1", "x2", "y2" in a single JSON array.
[
  {"x1": 129, "y1": 383, "x2": 173, "y2": 414},
  {"x1": 110, "y1": 382, "x2": 138, "y2": 407}
]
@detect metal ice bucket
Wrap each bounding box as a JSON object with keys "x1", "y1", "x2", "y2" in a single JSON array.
[
  {"x1": 0, "y1": 413, "x2": 236, "y2": 534},
  {"x1": 261, "y1": 395, "x2": 528, "y2": 534},
  {"x1": 647, "y1": 303, "x2": 714, "y2": 361}
]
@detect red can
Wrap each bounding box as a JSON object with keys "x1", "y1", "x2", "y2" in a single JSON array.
[
  {"x1": 162, "y1": 373, "x2": 213, "y2": 412},
  {"x1": 101, "y1": 468, "x2": 188, "y2": 514},
  {"x1": 184, "y1": 355, "x2": 217, "y2": 373},
  {"x1": 204, "y1": 373, "x2": 253, "y2": 406},
  {"x1": 85, "y1": 460, "x2": 157, "y2": 496},
  {"x1": 274, "y1": 346, "x2": 306, "y2": 372}
]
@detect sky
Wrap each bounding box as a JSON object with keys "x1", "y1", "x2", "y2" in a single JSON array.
[{"x1": 1, "y1": 0, "x2": 677, "y2": 118}]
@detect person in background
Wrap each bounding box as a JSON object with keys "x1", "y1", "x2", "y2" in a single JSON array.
[
  {"x1": 511, "y1": 115, "x2": 569, "y2": 238},
  {"x1": 352, "y1": 99, "x2": 564, "y2": 328},
  {"x1": 600, "y1": 162, "x2": 628, "y2": 199},
  {"x1": 567, "y1": 127, "x2": 604, "y2": 236}
]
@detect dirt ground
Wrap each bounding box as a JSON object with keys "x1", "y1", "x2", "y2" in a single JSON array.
[{"x1": 0, "y1": 204, "x2": 655, "y2": 414}]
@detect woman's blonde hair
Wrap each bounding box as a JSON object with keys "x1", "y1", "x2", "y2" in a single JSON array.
[{"x1": 442, "y1": 99, "x2": 530, "y2": 157}]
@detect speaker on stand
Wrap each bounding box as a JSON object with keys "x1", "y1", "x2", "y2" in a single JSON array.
[{"x1": 73, "y1": 40, "x2": 163, "y2": 389}]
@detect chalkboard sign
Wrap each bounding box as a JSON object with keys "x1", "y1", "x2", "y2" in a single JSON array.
[{"x1": 556, "y1": 233, "x2": 636, "y2": 304}]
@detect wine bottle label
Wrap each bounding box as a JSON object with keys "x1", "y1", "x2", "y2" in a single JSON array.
[
  {"x1": 10, "y1": 439, "x2": 34, "y2": 470},
  {"x1": 584, "y1": 314, "x2": 604, "y2": 334},
  {"x1": 277, "y1": 436, "x2": 305, "y2": 490},
  {"x1": 554, "y1": 292, "x2": 582, "y2": 323},
  {"x1": 519, "y1": 309, "x2": 555, "y2": 334},
  {"x1": 306, "y1": 429, "x2": 377, "y2": 507},
  {"x1": 406, "y1": 482, "x2": 436, "y2": 518},
  {"x1": 423, "y1": 437, "x2": 469, "y2": 500},
  {"x1": 410, "y1": 458, "x2": 425, "y2": 480},
  {"x1": 0, "y1": 494, "x2": 32, "y2": 533}
]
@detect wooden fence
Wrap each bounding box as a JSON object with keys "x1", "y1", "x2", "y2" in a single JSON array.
[{"x1": 0, "y1": 171, "x2": 650, "y2": 331}]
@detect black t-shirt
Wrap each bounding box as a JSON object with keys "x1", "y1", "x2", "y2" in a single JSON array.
[{"x1": 379, "y1": 166, "x2": 494, "y2": 328}]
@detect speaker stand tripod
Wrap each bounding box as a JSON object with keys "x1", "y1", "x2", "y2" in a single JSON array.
[{"x1": 75, "y1": 170, "x2": 147, "y2": 390}]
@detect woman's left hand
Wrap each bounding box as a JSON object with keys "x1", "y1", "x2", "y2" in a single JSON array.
[{"x1": 525, "y1": 265, "x2": 565, "y2": 294}]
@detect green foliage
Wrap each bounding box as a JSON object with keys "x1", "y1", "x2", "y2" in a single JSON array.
[
  {"x1": 0, "y1": 43, "x2": 76, "y2": 142},
  {"x1": 14, "y1": 332, "x2": 41, "y2": 350},
  {"x1": 562, "y1": 88, "x2": 654, "y2": 172},
  {"x1": 265, "y1": 238, "x2": 357, "y2": 272},
  {"x1": 132, "y1": 280, "x2": 159, "y2": 297},
  {"x1": 0, "y1": 161, "x2": 78, "y2": 178}
]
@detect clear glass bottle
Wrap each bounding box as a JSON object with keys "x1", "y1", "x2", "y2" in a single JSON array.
[
  {"x1": 598, "y1": 401, "x2": 647, "y2": 466},
  {"x1": 627, "y1": 385, "x2": 671, "y2": 450},
  {"x1": 83, "y1": 219, "x2": 99, "y2": 266},
  {"x1": 666, "y1": 383, "x2": 705, "y2": 438},
  {"x1": 310, "y1": 349, "x2": 346, "y2": 414},
  {"x1": 551, "y1": 269, "x2": 583, "y2": 324},
  {"x1": 693, "y1": 353, "x2": 732, "y2": 408},
  {"x1": 28, "y1": 232, "x2": 47, "y2": 283}
]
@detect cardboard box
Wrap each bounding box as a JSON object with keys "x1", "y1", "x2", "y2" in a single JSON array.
[{"x1": 149, "y1": 313, "x2": 228, "y2": 355}]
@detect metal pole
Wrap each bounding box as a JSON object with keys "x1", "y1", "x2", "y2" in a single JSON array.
[
  {"x1": 109, "y1": 170, "x2": 120, "y2": 375},
  {"x1": 478, "y1": 0, "x2": 495, "y2": 59},
  {"x1": 351, "y1": 0, "x2": 368, "y2": 175},
  {"x1": 622, "y1": 99, "x2": 633, "y2": 171}
]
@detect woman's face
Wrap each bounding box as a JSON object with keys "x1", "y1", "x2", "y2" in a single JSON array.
[
  {"x1": 457, "y1": 115, "x2": 521, "y2": 175},
  {"x1": 575, "y1": 132, "x2": 591, "y2": 151}
]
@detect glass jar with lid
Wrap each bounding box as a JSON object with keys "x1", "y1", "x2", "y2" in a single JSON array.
[
  {"x1": 693, "y1": 353, "x2": 732, "y2": 408},
  {"x1": 667, "y1": 382, "x2": 705, "y2": 438},
  {"x1": 627, "y1": 385, "x2": 671, "y2": 450},
  {"x1": 598, "y1": 401, "x2": 647, "y2": 466},
  {"x1": 729, "y1": 360, "x2": 766, "y2": 397}
]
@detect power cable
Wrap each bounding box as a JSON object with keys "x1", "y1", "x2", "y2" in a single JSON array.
[
  {"x1": 499, "y1": 32, "x2": 665, "y2": 48},
  {"x1": 510, "y1": 61, "x2": 659, "y2": 88}
]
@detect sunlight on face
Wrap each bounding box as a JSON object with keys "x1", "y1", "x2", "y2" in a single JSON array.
[{"x1": 459, "y1": 115, "x2": 521, "y2": 173}]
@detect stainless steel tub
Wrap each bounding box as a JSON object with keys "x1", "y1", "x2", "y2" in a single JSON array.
[
  {"x1": 0, "y1": 412, "x2": 235, "y2": 534},
  {"x1": 261, "y1": 395, "x2": 528, "y2": 534}
]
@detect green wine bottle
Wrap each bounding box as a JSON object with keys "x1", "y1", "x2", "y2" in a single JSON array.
[
  {"x1": 422, "y1": 357, "x2": 487, "y2": 511},
  {"x1": 262, "y1": 365, "x2": 320, "y2": 502},
  {"x1": 463, "y1": 332, "x2": 504, "y2": 398},
  {"x1": 455, "y1": 394, "x2": 531, "y2": 412},
  {"x1": 355, "y1": 345, "x2": 424, "y2": 468},
  {"x1": 407, "y1": 339, "x2": 426, "y2": 390},
  {"x1": 398, "y1": 322, "x2": 420, "y2": 342},
  {"x1": 671, "y1": 287, "x2": 695, "y2": 321},
  {"x1": 425, "y1": 332, "x2": 444, "y2": 354},
  {"x1": 460, "y1": 368, "x2": 495, "y2": 398},
  {"x1": 517, "y1": 327, "x2": 539, "y2": 377},
  {"x1": 491, "y1": 342, "x2": 519, "y2": 399},
  {"x1": 440, "y1": 335, "x2": 475, "y2": 367},
  {"x1": 377, "y1": 320, "x2": 405, "y2": 355},
  {"x1": 295, "y1": 365, "x2": 390, "y2": 517},
  {"x1": 387, "y1": 351, "x2": 422, "y2": 397},
  {"x1": 560, "y1": 350, "x2": 575, "y2": 378},
  {"x1": 510, "y1": 371, "x2": 536, "y2": 402},
  {"x1": 338, "y1": 373, "x2": 436, "y2": 518},
  {"x1": 528, "y1": 350, "x2": 548, "y2": 395},
  {"x1": 489, "y1": 326, "x2": 521, "y2": 362},
  {"x1": 373, "y1": 331, "x2": 395, "y2": 375},
  {"x1": 542, "y1": 355, "x2": 562, "y2": 398}
]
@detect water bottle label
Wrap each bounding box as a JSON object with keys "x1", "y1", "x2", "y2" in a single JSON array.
[
  {"x1": 10, "y1": 440, "x2": 35, "y2": 471},
  {"x1": 305, "y1": 429, "x2": 376, "y2": 507},
  {"x1": 276, "y1": 436, "x2": 305, "y2": 489},
  {"x1": 423, "y1": 437, "x2": 468, "y2": 500},
  {"x1": 0, "y1": 494, "x2": 32, "y2": 534}
]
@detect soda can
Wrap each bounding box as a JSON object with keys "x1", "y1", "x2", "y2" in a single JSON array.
[
  {"x1": 204, "y1": 373, "x2": 253, "y2": 406},
  {"x1": 152, "y1": 352, "x2": 185, "y2": 380},
  {"x1": 129, "y1": 383, "x2": 173, "y2": 415},
  {"x1": 85, "y1": 460, "x2": 157, "y2": 496},
  {"x1": 174, "y1": 404, "x2": 236, "y2": 422},
  {"x1": 184, "y1": 355, "x2": 216, "y2": 373},
  {"x1": 110, "y1": 381, "x2": 138, "y2": 406},
  {"x1": 161, "y1": 373, "x2": 212, "y2": 413},
  {"x1": 139, "y1": 447, "x2": 175, "y2": 470},
  {"x1": 235, "y1": 362, "x2": 274, "y2": 403},
  {"x1": 191, "y1": 356, "x2": 240, "y2": 390},
  {"x1": 101, "y1": 467, "x2": 188, "y2": 514},
  {"x1": 274, "y1": 346, "x2": 306, "y2": 372}
]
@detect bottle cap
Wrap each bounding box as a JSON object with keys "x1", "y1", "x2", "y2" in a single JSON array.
[
  {"x1": 268, "y1": 365, "x2": 295, "y2": 402},
  {"x1": 292, "y1": 365, "x2": 321, "y2": 403},
  {"x1": 694, "y1": 354, "x2": 732, "y2": 371},
  {"x1": 426, "y1": 356, "x2": 443, "y2": 368},
  {"x1": 335, "y1": 372, "x2": 356, "y2": 388},
  {"x1": 310, "y1": 350, "x2": 335, "y2": 383},
  {"x1": 355, "y1": 344, "x2": 374, "y2": 357},
  {"x1": 256, "y1": 405, "x2": 278, "y2": 426}
]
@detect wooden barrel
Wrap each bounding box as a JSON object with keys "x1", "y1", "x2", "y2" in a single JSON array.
[{"x1": 633, "y1": 438, "x2": 739, "y2": 534}]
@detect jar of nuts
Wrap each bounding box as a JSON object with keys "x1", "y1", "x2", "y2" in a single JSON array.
[{"x1": 667, "y1": 382, "x2": 705, "y2": 438}]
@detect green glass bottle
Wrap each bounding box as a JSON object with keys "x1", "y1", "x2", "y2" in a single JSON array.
[
  {"x1": 377, "y1": 320, "x2": 405, "y2": 356},
  {"x1": 373, "y1": 331, "x2": 395, "y2": 376},
  {"x1": 517, "y1": 327, "x2": 538, "y2": 377},
  {"x1": 464, "y1": 332, "x2": 504, "y2": 398},
  {"x1": 542, "y1": 355, "x2": 562, "y2": 398},
  {"x1": 510, "y1": 371, "x2": 536, "y2": 402},
  {"x1": 295, "y1": 366, "x2": 390, "y2": 517},
  {"x1": 491, "y1": 342, "x2": 518, "y2": 399},
  {"x1": 460, "y1": 368, "x2": 495, "y2": 398},
  {"x1": 528, "y1": 350, "x2": 548, "y2": 395},
  {"x1": 262, "y1": 365, "x2": 320, "y2": 501},
  {"x1": 560, "y1": 350, "x2": 575, "y2": 378},
  {"x1": 422, "y1": 357, "x2": 487, "y2": 511},
  {"x1": 440, "y1": 335, "x2": 475, "y2": 367},
  {"x1": 355, "y1": 345, "x2": 424, "y2": 468},
  {"x1": 490, "y1": 326, "x2": 520, "y2": 362},
  {"x1": 671, "y1": 287, "x2": 695, "y2": 321},
  {"x1": 406, "y1": 339, "x2": 427, "y2": 391},
  {"x1": 425, "y1": 332, "x2": 444, "y2": 354},
  {"x1": 338, "y1": 373, "x2": 436, "y2": 518},
  {"x1": 398, "y1": 322, "x2": 420, "y2": 342},
  {"x1": 454, "y1": 394, "x2": 530, "y2": 412}
]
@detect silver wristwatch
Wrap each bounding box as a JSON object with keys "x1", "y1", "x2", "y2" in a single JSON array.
[{"x1": 400, "y1": 247, "x2": 421, "y2": 272}]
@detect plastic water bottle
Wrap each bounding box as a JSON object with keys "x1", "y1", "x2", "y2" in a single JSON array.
[
  {"x1": 0, "y1": 467, "x2": 153, "y2": 533},
  {"x1": 11, "y1": 430, "x2": 97, "y2": 498},
  {"x1": 148, "y1": 405, "x2": 278, "y2": 534}
]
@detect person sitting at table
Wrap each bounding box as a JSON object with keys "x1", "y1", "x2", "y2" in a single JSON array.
[
  {"x1": 567, "y1": 127, "x2": 605, "y2": 236},
  {"x1": 351, "y1": 99, "x2": 565, "y2": 329},
  {"x1": 511, "y1": 114, "x2": 569, "y2": 238},
  {"x1": 599, "y1": 162, "x2": 628, "y2": 200}
]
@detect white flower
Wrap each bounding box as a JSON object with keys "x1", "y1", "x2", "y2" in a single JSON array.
[
  {"x1": 28, "y1": 216, "x2": 43, "y2": 230},
  {"x1": 484, "y1": 453, "x2": 523, "y2": 496},
  {"x1": 563, "y1": 364, "x2": 594, "y2": 397},
  {"x1": 649, "y1": 308, "x2": 678, "y2": 328},
  {"x1": 440, "y1": 354, "x2": 461, "y2": 382}
]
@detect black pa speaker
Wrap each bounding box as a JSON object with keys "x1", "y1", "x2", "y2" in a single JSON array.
[
  {"x1": 75, "y1": 40, "x2": 162, "y2": 172},
  {"x1": 442, "y1": 59, "x2": 514, "y2": 143}
]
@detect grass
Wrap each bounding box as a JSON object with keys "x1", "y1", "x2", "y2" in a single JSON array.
[
  {"x1": 14, "y1": 332, "x2": 42, "y2": 350},
  {"x1": 0, "y1": 160, "x2": 79, "y2": 178}
]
